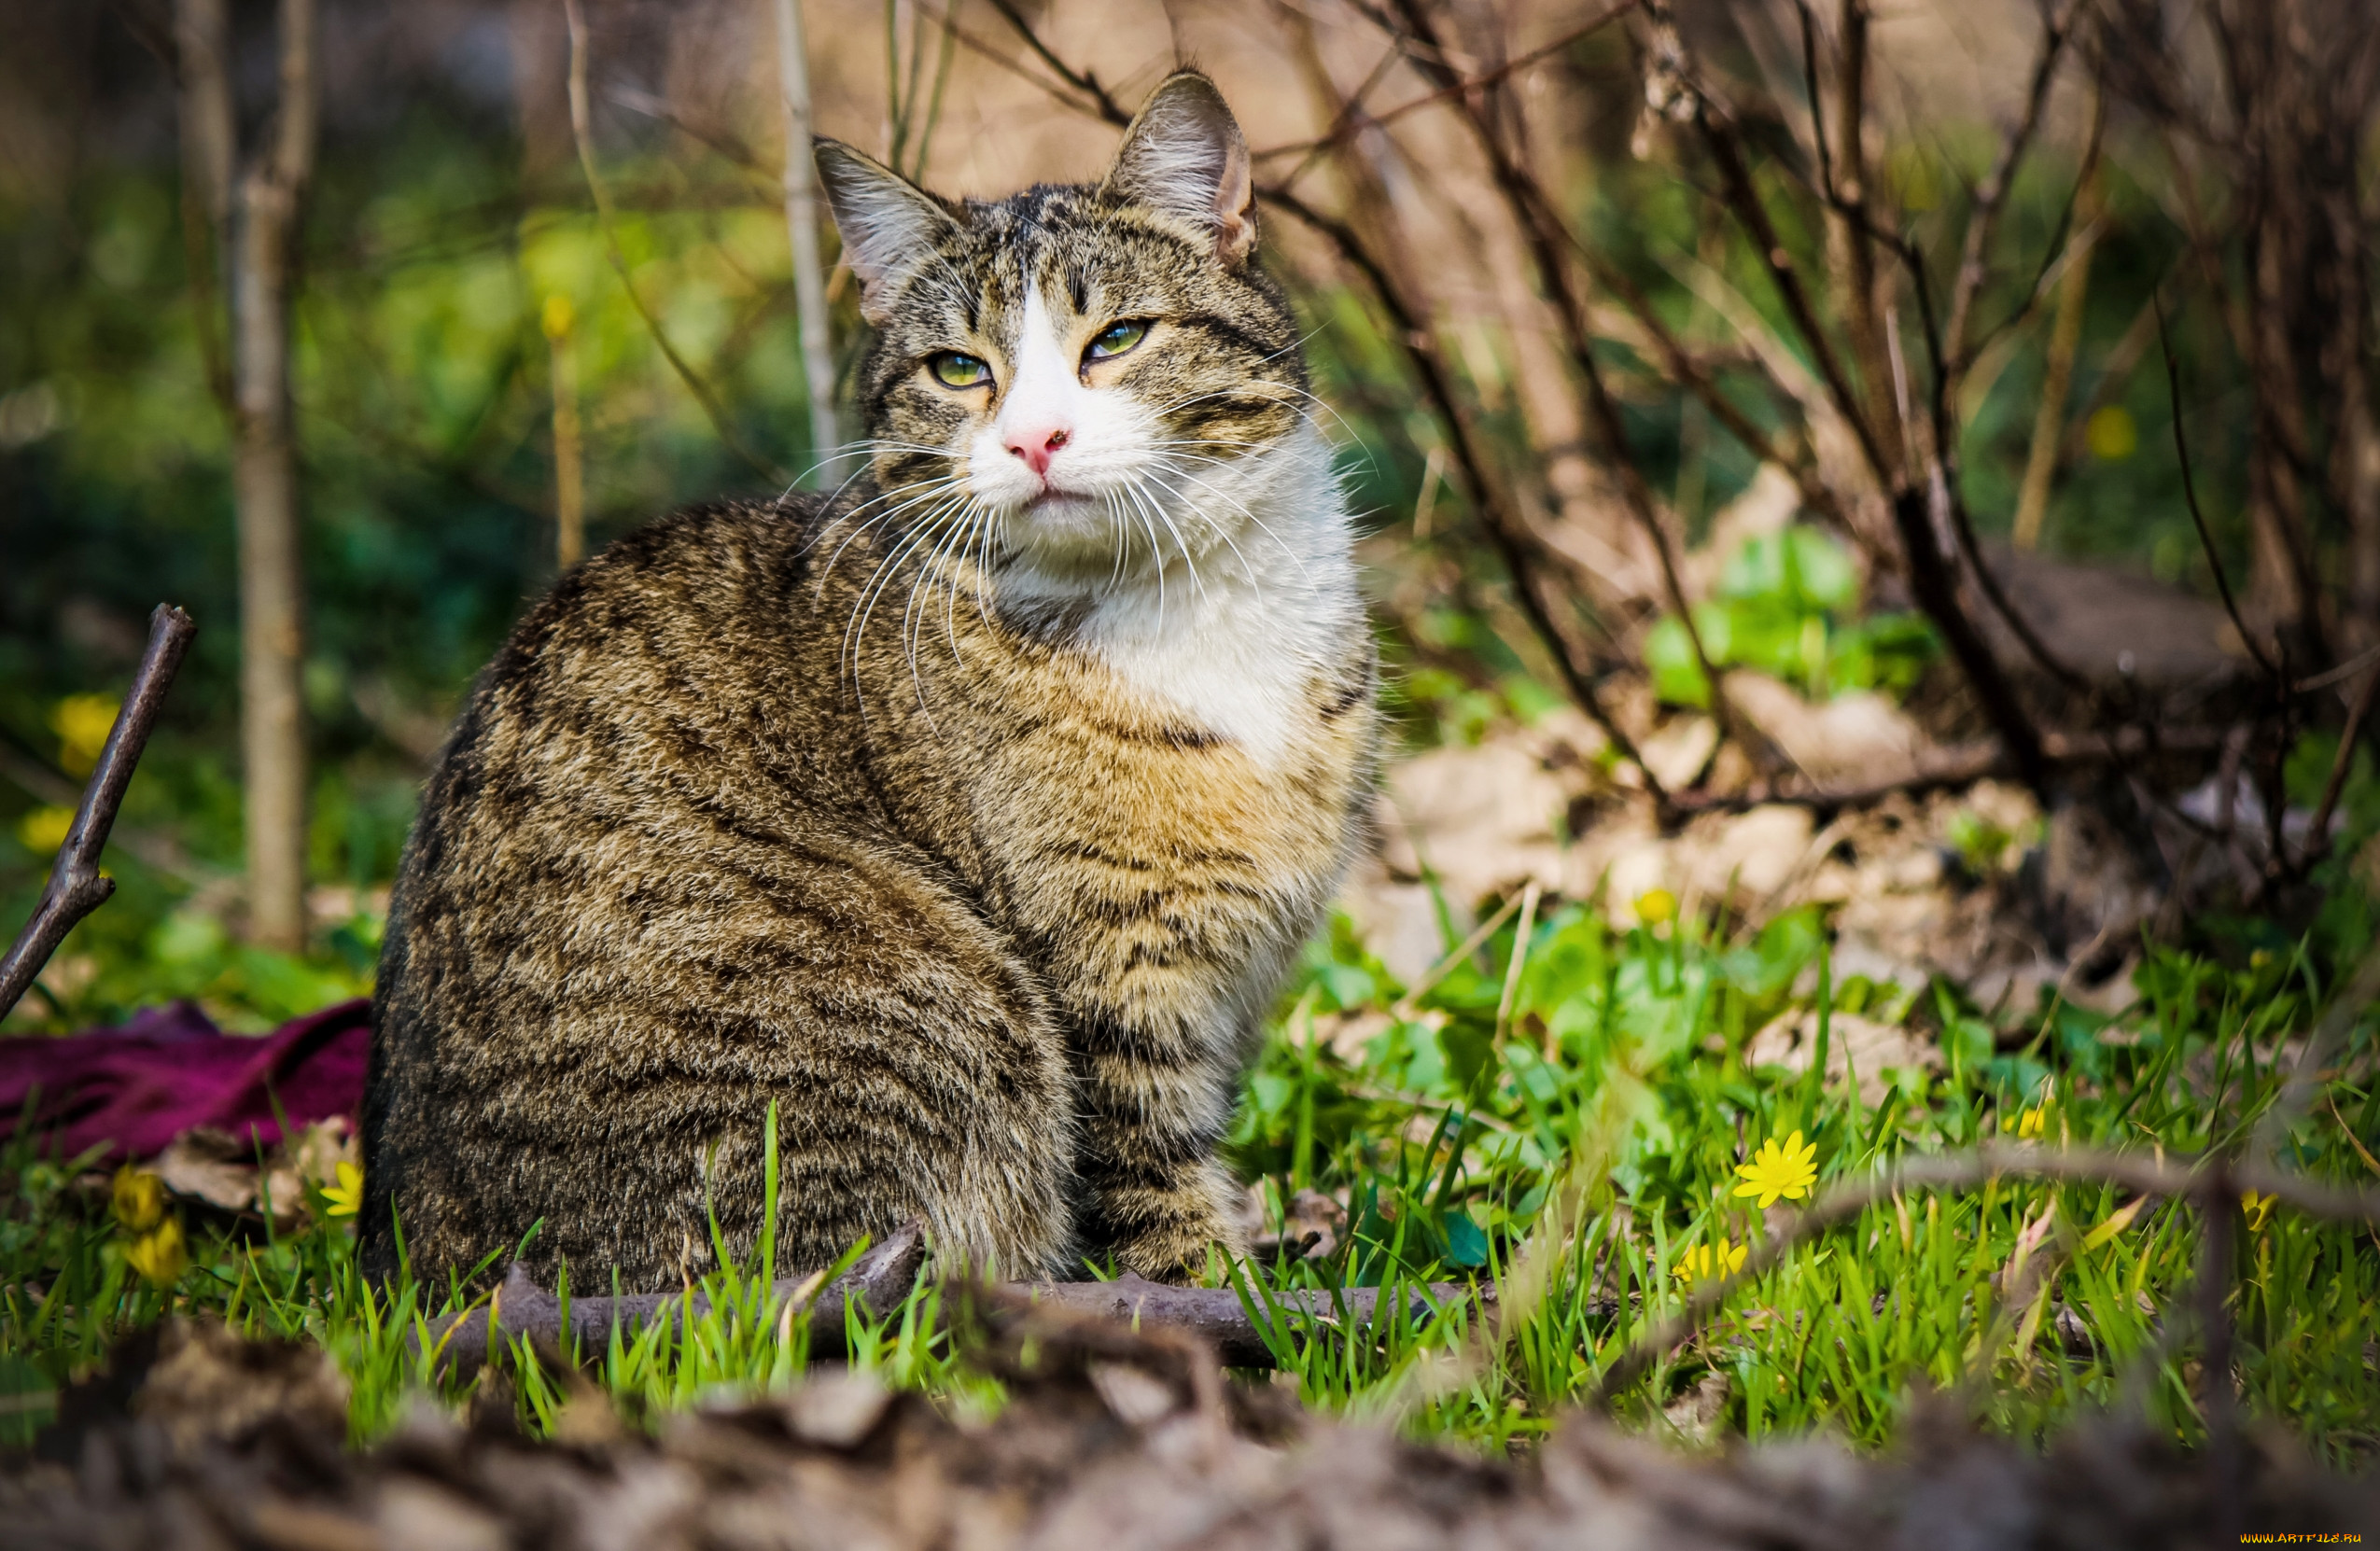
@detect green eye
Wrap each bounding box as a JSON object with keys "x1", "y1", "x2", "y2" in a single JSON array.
[
  {"x1": 1085, "y1": 319, "x2": 1150, "y2": 362},
  {"x1": 930, "y1": 353, "x2": 991, "y2": 388}
]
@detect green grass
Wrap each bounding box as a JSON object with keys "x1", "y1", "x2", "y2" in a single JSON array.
[{"x1": 3, "y1": 898, "x2": 2375, "y2": 1465}]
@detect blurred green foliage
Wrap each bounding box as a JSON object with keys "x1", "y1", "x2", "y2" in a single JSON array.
[{"x1": 1644, "y1": 527, "x2": 1939, "y2": 707}]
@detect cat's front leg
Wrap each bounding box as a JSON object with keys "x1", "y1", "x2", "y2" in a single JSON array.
[{"x1": 1066, "y1": 1010, "x2": 1250, "y2": 1279}]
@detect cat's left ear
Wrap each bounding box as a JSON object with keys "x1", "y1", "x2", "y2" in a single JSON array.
[
  {"x1": 1101, "y1": 71, "x2": 1257, "y2": 266},
  {"x1": 816, "y1": 138, "x2": 962, "y2": 324}
]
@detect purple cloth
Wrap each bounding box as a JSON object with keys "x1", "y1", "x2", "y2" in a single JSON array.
[{"x1": 0, "y1": 999, "x2": 371, "y2": 1162}]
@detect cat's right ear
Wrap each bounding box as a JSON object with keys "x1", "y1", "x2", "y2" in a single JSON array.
[{"x1": 814, "y1": 139, "x2": 959, "y2": 325}]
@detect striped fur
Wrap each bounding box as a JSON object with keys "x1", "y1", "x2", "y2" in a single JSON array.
[{"x1": 360, "y1": 72, "x2": 1377, "y2": 1290}]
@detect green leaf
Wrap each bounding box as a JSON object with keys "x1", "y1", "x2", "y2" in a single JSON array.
[{"x1": 1644, "y1": 615, "x2": 1711, "y2": 707}]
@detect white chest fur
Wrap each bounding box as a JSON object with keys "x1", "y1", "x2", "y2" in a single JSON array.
[{"x1": 1022, "y1": 429, "x2": 1358, "y2": 768}]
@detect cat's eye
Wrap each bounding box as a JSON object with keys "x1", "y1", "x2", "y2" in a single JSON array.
[
  {"x1": 930, "y1": 352, "x2": 992, "y2": 389},
  {"x1": 1085, "y1": 319, "x2": 1150, "y2": 362}
]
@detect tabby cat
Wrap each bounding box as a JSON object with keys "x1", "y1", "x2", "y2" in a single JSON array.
[{"x1": 360, "y1": 72, "x2": 1377, "y2": 1291}]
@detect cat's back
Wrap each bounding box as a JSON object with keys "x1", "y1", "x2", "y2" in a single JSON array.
[{"x1": 362, "y1": 491, "x2": 1061, "y2": 1284}]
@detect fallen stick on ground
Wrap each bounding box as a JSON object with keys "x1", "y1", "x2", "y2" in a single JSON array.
[
  {"x1": 1022, "y1": 1273, "x2": 1491, "y2": 1369},
  {"x1": 422, "y1": 1222, "x2": 931, "y2": 1380},
  {"x1": 420, "y1": 1221, "x2": 1489, "y2": 1377},
  {"x1": 0, "y1": 604, "x2": 197, "y2": 1023}
]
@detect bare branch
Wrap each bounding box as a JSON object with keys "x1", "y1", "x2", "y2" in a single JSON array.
[
  {"x1": 0, "y1": 607, "x2": 198, "y2": 1024},
  {"x1": 2297, "y1": 664, "x2": 2380, "y2": 876},
  {"x1": 1693, "y1": 105, "x2": 1891, "y2": 484},
  {"x1": 772, "y1": 0, "x2": 841, "y2": 479},
  {"x1": 1256, "y1": 183, "x2": 1669, "y2": 804},
  {"x1": 1943, "y1": 0, "x2": 2092, "y2": 370},
  {"x1": 1824, "y1": 0, "x2": 1907, "y2": 480},
  {"x1": 980, "y1": 0, "x2": 1130, "y2": 124},
  {"x1": 2156, "y1": 294, "x2": 2276, "y2": 680},
  {"x1": 1254, "y1": 3, "x2": 1641, "y2": 166},
  {"x1": 171, "y1": 0, "x2": 234, "y2": 411},
  {"x1": 1381, "y1": 0, "x2": 1759, "y2": 770},
  {"x1": 562, "y1": 0, "x2": 791, "y2": 487},
  {"x1": 423, "y1": 1219, "x2": 931, "y2": 1380}
]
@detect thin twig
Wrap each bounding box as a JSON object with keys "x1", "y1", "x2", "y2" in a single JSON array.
[
  {"x1": 562, "y1": 0, "x2": 790, "y2": 487},
  {"x1": 1942, "y1": 0, "x2": 2093, "y2": 370},
  {"x1": 0, "y1": 606, "x2": 198, "y2": 1023},
  {"x1": 2297, "y1": 644, "x2": 2380, "y2": 695},
  {"x1": 980, "y1": 0, "x2": 1130, "y2": 122},
  {"x1": 1256, "y1": 182, "x2": 1668, "y2": 804},
  {"x1": 1253, "y1": 2, "x2": 1640, "y2": 164},
  {"x1": 2299, "y1": 659, "x2": 2380, "y2": 872},
  {"x1": 913, "y1": 0, "x2": 1117, "y2": 124},
  {"x1": 1693, "y1": 104, "x2": 1889, "y2": 482},
  {"x1": 1384, "y1": 0, "x2": 1754, "y2": 766},
  {"x1": 2156, "y1": 293, "x2": 2276, "y2": 679}
]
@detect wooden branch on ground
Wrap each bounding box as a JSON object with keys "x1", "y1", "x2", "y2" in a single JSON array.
[
  {"x1": 1027, "y1": 1274, "x2": 1487, "y2": 1369},
  {"x1": 422, "y1": 1220, "x2": 931, "y2": 1381},
  {"x1": 0, "y1": 606, "x2": 197, "y2": 1024},
  {"x1": 420, "y1": 1219, "x2": 1488, "y2": 1377}
]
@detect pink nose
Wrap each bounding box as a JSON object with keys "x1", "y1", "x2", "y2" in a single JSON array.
[{"x1": 1005, "y1": 426, "x2": 1071, "y2": 478}]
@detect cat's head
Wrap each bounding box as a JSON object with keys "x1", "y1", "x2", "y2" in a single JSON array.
[{"x1": 815, "y1": 72, "x2": 1318, "y2": 588}]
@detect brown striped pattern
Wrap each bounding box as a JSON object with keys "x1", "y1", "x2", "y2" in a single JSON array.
[{"x1": 362, "y1": 75, "x2": 1375, "y2": 1291}]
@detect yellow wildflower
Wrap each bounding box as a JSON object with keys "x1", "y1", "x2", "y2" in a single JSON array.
[
  {"x1": 2085, "y1": 405, "x2": 2137, "y2": 462},
  {"x1": 1733, "y1": 1130, "x2": 1818, "y2": 1209},
  {"x1": 1633, "y1": 888, "x2": 1677, "y2": 927},
  {"x1": 125, "y1": 1218, "x2": 187, "y2": 1284},
  {"x1": 321, "y1": 1160, "x2": 364, "y2": 1220},
  {"x1": 50, "y1": 694, "x2": 119, "y2": 776},
  {"x1": 541, "y1": 293, "x2": 574, "y2": 340},
  {"x1": 112, "y1": 1164, "x2": 165, "y2": 1233},
  {"x1": 1673, "y1": 1237, "x2": 1748, "y2": 1287},
  {"x1": 2010, "y1": 1105, "x2": 2046, "y2": 1139},
  {"x1": 2240, "y1": 1190, "x2": 2274, "y2": 1234}
]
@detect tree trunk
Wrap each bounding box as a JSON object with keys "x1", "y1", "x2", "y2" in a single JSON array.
[
  {"x1": 773, "y1": 0, "x2": 839, "y2": 482},
  {"x1": 178, "y1": 0, "x2": 317, "y2": 953}
]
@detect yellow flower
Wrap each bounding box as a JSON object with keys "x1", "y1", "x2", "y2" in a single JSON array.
[
  {"x1": 541, "y1": 293, "x2": 574, "y2": 341},
  {"x1": 1672, "y1": 1237, "x2": 1748, "y2": 1287},
  {"x1": 16, "y1": 804, "x2": 74, "y2": 857},
  {"x1": 50, "y1": 693, "x2": 119, "y2": 776},
  {"x1": 2240, "y1": 1190, "x2": 2274, "y2": 1234},
  {"x1": 2010, "y1": 1105, "x2": 2047, "y2": 1139},
  {"x1": 320, "y1": 1160, "x2": 364, "y2": 1220},
  {"x1": 1634, "y1": 887, "x2": 1677, "y2": 926},
  {"x1": 112, "y1": 1164, "x2": 165, "y2": 1233},
  {"x1": 1732, "y1": 1129, "x2": 1818, "y2": 1209},
  {"x1": 2085, "y1": 405, "x2": 2137, "y2": 462},
  {"x1": 125, "y1": 1217, "x2": 187, "y2": 1284}
]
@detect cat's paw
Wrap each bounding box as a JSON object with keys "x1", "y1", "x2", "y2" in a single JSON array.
[{"x1": 1108, "y1": 1167, "x2": 1248, "y2": 1282}]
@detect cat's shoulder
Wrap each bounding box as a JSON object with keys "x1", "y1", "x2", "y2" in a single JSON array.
[
  {"x1": 465, "y1": 494, "x2": 828, "y2": 703},
  {"x1": 580, "y1": 494, "x2": 827, "y2": 591}
]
